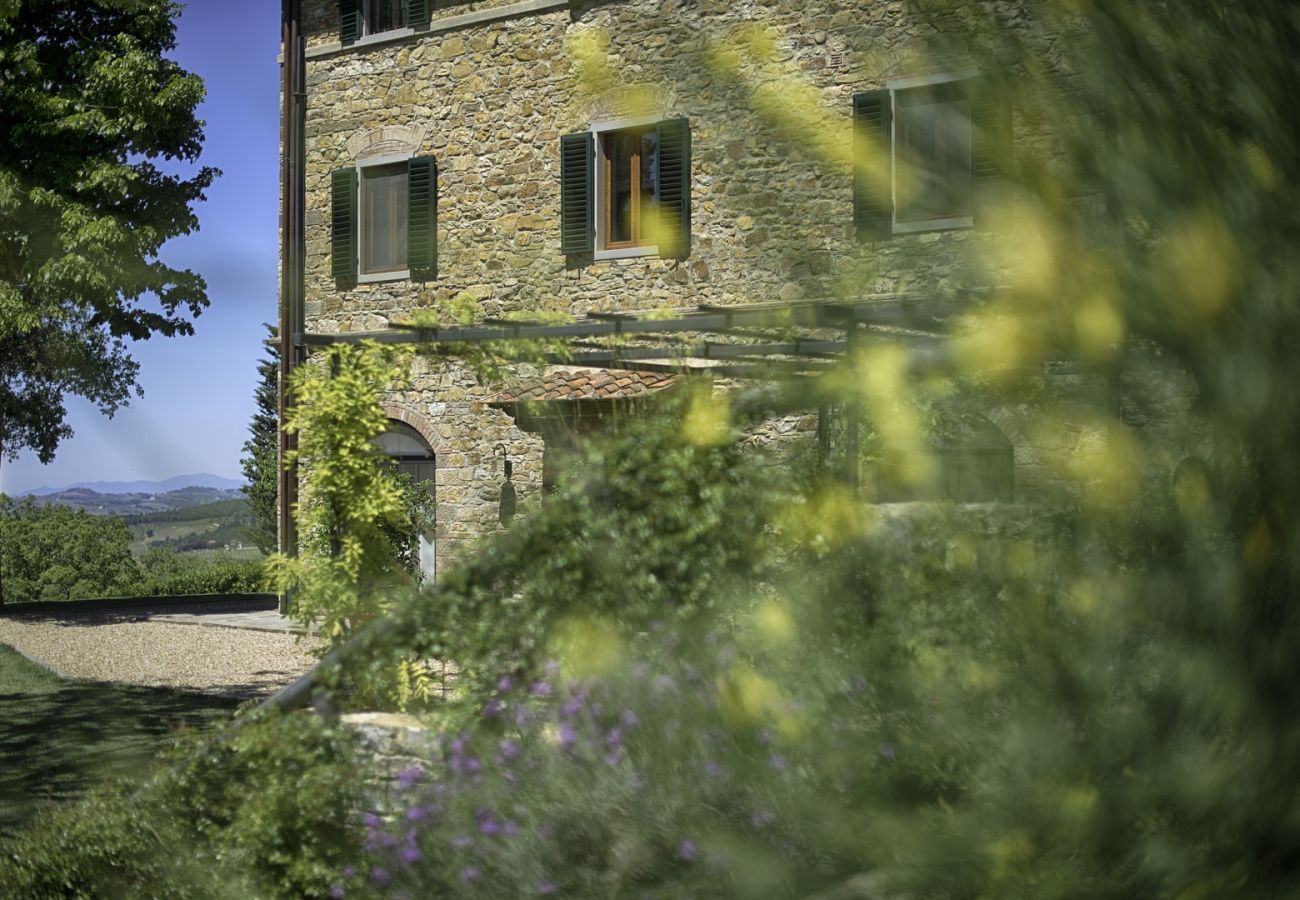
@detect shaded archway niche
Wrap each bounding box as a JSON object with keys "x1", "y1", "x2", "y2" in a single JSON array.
[{"x1": 377, "y1": 404, "x2": 443, "y2": 582}]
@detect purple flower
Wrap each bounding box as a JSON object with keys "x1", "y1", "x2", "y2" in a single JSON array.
[
  {"x1": 529, "y1": 679, "x2": 552, "y2": 697},
  {"x1": 677, "y1": 839, "x2": 698, "y2": 861},
  {"x1": 536, "y1": 882, "x2": 559, "y2": 895},
  {"x1": 370, "y1": 867, "x2": 390, "y2": 886},
  {"x1": 480, "y1": 819, "x2": 501, "y2": 836},
  {"x1": 880, "y1": 742, "x2": 897, "y2": 759},
  {"x1": 559, "y1": 723, "x2": 576, "y2": 748},
  {"x1": 605, "y1": 748, "x2": 624, "y2": 766},
  {"x1": 397, "y1": 766, "x2": 424, "y2": 789},
  {"x1": 461, "y1": 866, "x2": 481, "y2": 883},
  {"x1": 768, "y1": 753, "x2": 788, "y2": 771},
  {"x1": 483, "y1": 698, "x2": 503, "y2": 719},
  {"x1": 620, "y1": 708, "x2": 640, "y2": 728},
  {"x1": 342, "y1": 866, "x2": 356, "y2": 878},
  {"x1": 498, "y1": 674, "x2": 514, "y2": 692},
  {"x1": 562, "y1": 694, "x2": 585, "y2": 719},
  {"x1": 605, "y1": 727, "x2": 623, "y2": 748},
  {"x1": 363, "y1": 812, "x2": 382, "y2": 828},
  {"x1": 401, "y1": 846, "x2": 422, "y2": 864},
  {"x1": 405, "y1": 804, "x2": 431, "y2": 822},
  {"x1": 514, "y1": 706, "x2": 533, "y2": 727},
  {"x1": 464, "y1": 755, "x2": 481, "y2": 774},
  {"x1": 329, "y1": 886, "x2": 346, "y2": 899},
  {"x1": 503, "y1": 820, "x2": 520, "y2": 836},
  {"x1": 498, "y1": 738, "x2": 521, "y2": 761}
]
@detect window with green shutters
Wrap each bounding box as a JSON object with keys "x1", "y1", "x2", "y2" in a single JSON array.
[
  {"x1": 560, "y1": 118, "x2": 691, "y2": 260},
  {"x1": 330, "y1": 156, "x2": 437, "y2": 284},
  {"x1": 330, "y1": 168, "x2": 358, "y2": 283},
  {"x1": 853, "y1": 75, "x2": 1009, "y2": 239},
  {"x1": 406, "y1": 156, "x2": 437, "y2": 277},
  {"x1": 339, "y1": 0, "x2": 430, "y2": 44},
  {"x1": 560, "y1": 133, "x2": 593, "y2": 255}
]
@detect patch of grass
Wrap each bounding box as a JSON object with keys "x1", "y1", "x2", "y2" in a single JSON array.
[{"x1": 0, "y1": 644, "x2": 241, "y2": 838}]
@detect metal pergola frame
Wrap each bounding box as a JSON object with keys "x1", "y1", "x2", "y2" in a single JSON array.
[
  {"x1": 288, "y1": 293, "x2": 999, "y2": 505},
  {"x1": 295, "y1": 294, "x2": 981, "y2": 360}
]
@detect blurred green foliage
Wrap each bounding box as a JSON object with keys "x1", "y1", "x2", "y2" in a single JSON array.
[
  {"x1": 333, "y1": 1, "x2": 1300, "y2": 896},
  {"x1": 0, "y1": 710, "x2": 360, "y2": 899}
]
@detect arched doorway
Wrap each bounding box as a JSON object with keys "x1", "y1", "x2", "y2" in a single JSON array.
[{"x1": 374, "y1": 420, "x2": 437, "y2": 582}]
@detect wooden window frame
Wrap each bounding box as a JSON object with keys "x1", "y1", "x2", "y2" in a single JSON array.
[
  {"x1": 592, "y1": 115, "x2": 662, "y2": 261},
  {"x1": 356, "y1": 152, "x2": 412, "y2": 283},
  {"x1": 362, "y1": 0, "x2": 405, "y2": 37},
  {"x1": 886, "y1": 72, "x2": 977, "y2": 235}
]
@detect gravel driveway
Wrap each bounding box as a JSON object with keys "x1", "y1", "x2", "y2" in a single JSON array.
[{"x1": 0, "y1": 602, "x2": 324, "y2": 699}]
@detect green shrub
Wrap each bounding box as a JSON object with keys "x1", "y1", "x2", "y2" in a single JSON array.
[
  {"x1": 0, "y1": 711, "x2": 361, "y2": 900},
  {"x1": 133, "y1": 549, "x2": 265, "y2": 596},
  {"x1": 0, "y1": 496, "x2": 139, "y2": 602},
  {"x1": 164, "y1": 710, "x2": 364, "y2": 898},
  {"x1": 0, "y1": 779, "x2": 240, "y2": 900}
]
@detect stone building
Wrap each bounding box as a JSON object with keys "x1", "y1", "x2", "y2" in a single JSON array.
[{"x1": 279, "y1": 0, "x2": 1047, "y2": 575}]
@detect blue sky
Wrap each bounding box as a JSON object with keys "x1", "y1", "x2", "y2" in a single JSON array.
[{"x1": 0, "y1": 0, "x2": 282, "y2": 495}]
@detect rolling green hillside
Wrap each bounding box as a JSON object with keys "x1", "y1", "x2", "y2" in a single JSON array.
[{"x1": 126, "y1": 499, "x2": 259, "y2": 556}]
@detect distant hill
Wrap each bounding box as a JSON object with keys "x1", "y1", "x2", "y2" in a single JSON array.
[
  {"x1": 20, "y1": 473, "x2": 243, "y2": 496},
  {"x1": 24, "y1": 486, "x2": 246, "y2": 517}
]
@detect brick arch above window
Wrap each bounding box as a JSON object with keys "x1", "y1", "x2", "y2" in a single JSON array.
[
  {"x1": 576, "y1": 84, "x2": 675, "y2": 129},
  {"x1": 381, "y1": 402, "x2": 445, "y2": 456},
  {"x1": 345, "y1": 125, "x2": 427, "y2": 162}
]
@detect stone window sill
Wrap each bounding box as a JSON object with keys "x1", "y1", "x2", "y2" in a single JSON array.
[{"x1": 594, "y1": 245, "x2": 659, "y2": 262}]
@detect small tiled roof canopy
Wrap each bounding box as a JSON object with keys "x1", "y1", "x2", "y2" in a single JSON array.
[{"x1": 489, "y1": 369, "x2": 681, "y2": 404}]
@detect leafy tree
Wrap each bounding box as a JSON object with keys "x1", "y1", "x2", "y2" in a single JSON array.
[
  {"x1": 0, "y1": 1, "x2": 217, "y2": 463},
  {"x1": 240, "y1": 324, "x2": 279, "y2": 553},
  {"x1": 0, "y1": 496, "x2": 139, "y2": 601}
]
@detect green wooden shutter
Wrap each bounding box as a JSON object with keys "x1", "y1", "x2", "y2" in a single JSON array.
[
  {"x1": 853, "y1": 90, "x2": 892, "y2": 240},
  {"x1": 657, "y1": 118, "x2": 692, "y2": 259},
  {"x1": 560, "y1": 132, "x2": 593, "y2": 255},
  {"x1": 407, "y1": 156, "x2": 437, "y2": 278},
  {"x1": 339, "y1": 0, "x2": 361, "y2": 44},
  {"x1": 970, "y1": 77, "x2": 1011, "y2": 224},
  {"x1": 330, "y1": 168, "x2": 358, "y2": 283},
  {"x1": 402, "y1": 0, "x2": 431, "y2": 28}
]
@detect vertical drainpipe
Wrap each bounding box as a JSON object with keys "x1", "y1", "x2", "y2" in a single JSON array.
[{"x1": 278, "y1": 0, "x2": 305, "y2": 614}]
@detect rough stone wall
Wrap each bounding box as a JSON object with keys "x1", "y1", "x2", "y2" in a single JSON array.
[
  {"x1": 302, "y1": 0, "x2": 1008, "y2": 331},
  {"x1": 294, "y1": 0, "x2": 1055, "y2": 570}
]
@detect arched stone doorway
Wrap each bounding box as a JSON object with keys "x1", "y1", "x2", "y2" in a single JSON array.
[{"x1": 374, "y1": 419, "x2": 437, "y2": 582}]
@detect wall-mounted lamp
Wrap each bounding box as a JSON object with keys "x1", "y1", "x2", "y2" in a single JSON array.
[{"x1": 496, "y1": 442, "x2": 517, "y2": 525}]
